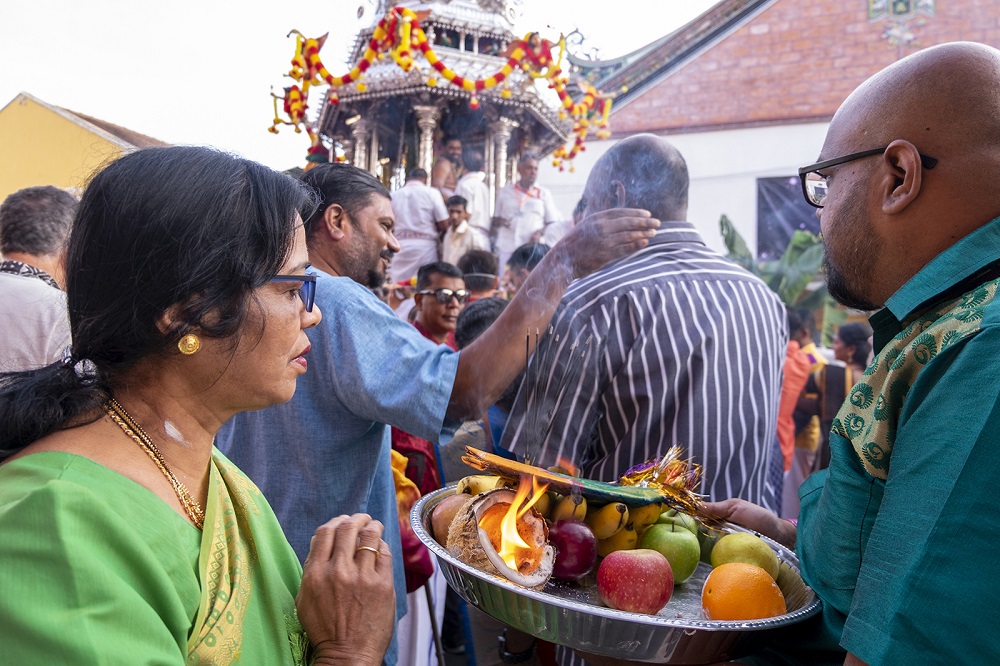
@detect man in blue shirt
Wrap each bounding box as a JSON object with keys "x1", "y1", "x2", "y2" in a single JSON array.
[{"x1": 217, "y1": 163, "x2": 659, "y2": 664}]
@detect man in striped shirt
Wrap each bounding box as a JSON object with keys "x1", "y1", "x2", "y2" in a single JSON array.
[{"x1": 502, "y1": 134, "x2": 787, "y2": 515}]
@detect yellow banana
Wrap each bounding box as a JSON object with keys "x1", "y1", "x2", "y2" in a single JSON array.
[
  {"x1": 531, "y1": 491, "x2": 553, "y2": 519},
  {"x1": 597, "y1": 523, "x2": 638, "y2": 556},
  {"x1": 629, "y1": 502, "x2": 662, "y2": 530},
  {"x1": 586, "y1": 502, "x2": 629, "y2": 539},
  {"x1": 456, "y1": 475, "x2": 504, "y2": 495},
  {"x1": 551, "y1": 493, "x2": 587, "y2": 522}
]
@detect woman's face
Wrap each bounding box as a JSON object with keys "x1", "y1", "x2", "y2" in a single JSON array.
[
  {"x1": 213, "y1": 222, "x2": 322, "y2": 412},
  {"x1": 832, "y1": 333, "x2": 853, "y2": 364}
]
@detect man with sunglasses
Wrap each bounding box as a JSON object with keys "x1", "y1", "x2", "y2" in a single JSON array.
[
  {"x1": 412, "y1": 262, "x2": 468, "y2": 349},
  {"x1": 704, "y1": 43, "x2": 1000, "y2": 665},
  {"x1": 216, "y1": 162, "x2": 660, "y2": 665}
]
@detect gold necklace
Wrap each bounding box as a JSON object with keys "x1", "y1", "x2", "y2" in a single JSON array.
[{"x1": 104, "y1": 397, "x2": 206, "y2": 529}]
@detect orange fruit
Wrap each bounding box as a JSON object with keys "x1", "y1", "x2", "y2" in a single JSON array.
[{"x1": 702, "y1": 562, "x2": 787, "y2": 621}]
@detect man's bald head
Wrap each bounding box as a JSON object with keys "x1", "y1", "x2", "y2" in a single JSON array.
[
  {"x1": 583, "y1": 134, "x2": 688, "y2": 222},
  {"x1": 830, "y1": 41, "x2": 1000, "y2": 159},
  {"x1": 817, "y1": 42, "x2": 1000, "y2": 311}
]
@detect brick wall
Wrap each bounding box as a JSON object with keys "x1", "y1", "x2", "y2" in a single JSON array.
[{"x1": 611, "y1": 0, "x2": 1000, "y2": 135}]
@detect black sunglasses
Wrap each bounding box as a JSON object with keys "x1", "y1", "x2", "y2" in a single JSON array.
[
  {"x1": 798, "y1": 146, "x2": 938, "y2": 208},
  {"x1": 270, "y1": 274, "x2": 317, "y2": 312},
  {"x1": 417, "y1": 287, "x2": 471, "y2": 305}
]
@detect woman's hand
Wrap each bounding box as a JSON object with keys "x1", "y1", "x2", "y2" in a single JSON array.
[
  {"x1": 701, "y1": 498, "x2": 797, "y2": 549},
  {"x1": 296, "y1": 514, "x2": 396, "y2": 666},
  {"x1": 552, "y1": 208, "x2": 660, "y2": 280}
]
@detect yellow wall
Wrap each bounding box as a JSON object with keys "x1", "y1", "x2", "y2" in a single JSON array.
[{"x1": 0, "y1": 94, "x2": 125, "y2": 202}]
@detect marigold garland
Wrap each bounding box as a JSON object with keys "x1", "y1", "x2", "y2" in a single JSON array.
[{"x1": 269, "y1": 6, "x2": 616, "y2": 168}]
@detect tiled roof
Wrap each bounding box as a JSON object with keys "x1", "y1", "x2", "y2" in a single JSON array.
[
  {"x1": 568, "y1": 0, "x2": 773, "y2": 105},
  {"x1": 67, "y1": 111, "x2": 169, "y2": 149}
]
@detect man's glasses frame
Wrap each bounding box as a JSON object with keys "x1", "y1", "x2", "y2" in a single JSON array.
[
  {"x1": 271, "y1": 274, "x2": 317, "y2": 312},
  {"x1": 416, "y1": 287, "x2": 471, "y2": 305},
  {"x1": 798, "y1": 146, "x2": 938, "y2": 208}
]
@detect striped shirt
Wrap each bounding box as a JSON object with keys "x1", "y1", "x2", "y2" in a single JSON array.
[{"x1": 501, "y1": 222, "x2": 787, "y2": 512}]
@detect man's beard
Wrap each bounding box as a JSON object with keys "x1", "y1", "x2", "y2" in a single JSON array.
[
  {"x1": 824, "y1": 252, "x2": 881, "y2": 311},
  {"x1": 364, "y1": 249, "x2": 395, "y2": 289},
  {"x1": 822, "y1": 199, "x2": 883, "y2": 312}
]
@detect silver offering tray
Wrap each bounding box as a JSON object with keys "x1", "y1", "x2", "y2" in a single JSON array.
[{"x1": 412, "y1": 485, "x2": 821, "y2": 664}]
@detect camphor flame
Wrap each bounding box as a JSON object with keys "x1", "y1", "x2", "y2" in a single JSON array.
[{"x1": 497, "y1": 474, "x2": 548, "y2": 570}]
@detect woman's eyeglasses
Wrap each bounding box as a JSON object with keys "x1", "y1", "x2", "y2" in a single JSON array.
[
  {"x1": 417, "y1": 288, "x2": 471, "y2": 305},
  {"x1": 270, "y1": 274, "x2": 317, "y2": 312}
]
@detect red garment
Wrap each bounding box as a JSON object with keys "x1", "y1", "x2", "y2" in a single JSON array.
[
  {"x1": 778, "y1": 340, "x2": 811, "y2": 472},
  {"x1": 412, "y1": 319, "x2": 459, "y2": 350},
  {"x1": 390, "y1": 319, "x2": 456, "y2": 496}
]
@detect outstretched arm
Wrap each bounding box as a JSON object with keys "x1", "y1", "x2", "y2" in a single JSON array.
[{"x1": 447, "y1": 208, "x2": 659, "y2": 421}]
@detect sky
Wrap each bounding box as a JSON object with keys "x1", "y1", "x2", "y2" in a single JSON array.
[{"x1": 0, "y1": 0, "x2": 718, "y2": 171}]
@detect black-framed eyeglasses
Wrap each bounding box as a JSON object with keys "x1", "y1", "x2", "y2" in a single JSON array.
[
  {"x1": 417, "y1": 288, "x2": 471, "y2": 305},
  {"x1": 798, "y1": 146, "x2": 938, "y2": 208},
  {"x1": 271, "y1": 274, "x2": 317, "y2": 312}
]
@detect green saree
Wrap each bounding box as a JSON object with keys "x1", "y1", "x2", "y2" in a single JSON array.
[{"x1": 0, "y1": 449, "x2": 309, "y2": 664}]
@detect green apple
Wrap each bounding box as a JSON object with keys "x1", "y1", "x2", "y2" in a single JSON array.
[
  {"x1": 698, "y1": 525, "x2": 722, "y2": 564},
  {"x1": 710, "y1": 532, "x2": 780, "y2": 580},
  {"x1": 638, "y1": 522, "x2": 701, "y2": 584},
  {"x1": 656, "y1": 509, "x2": 699, "y2": 536}
]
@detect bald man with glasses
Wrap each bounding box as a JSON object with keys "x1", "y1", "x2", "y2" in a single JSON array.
[{"x1": 701, "y1": 42, "x2": 1000, "y2": 666}]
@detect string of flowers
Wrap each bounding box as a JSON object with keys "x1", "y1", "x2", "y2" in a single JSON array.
[{"x1": 268, "y1": 5, "x2": 617, "y2": 170}]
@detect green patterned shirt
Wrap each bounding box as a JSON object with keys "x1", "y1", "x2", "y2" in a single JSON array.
[{"x1": 794, "y1": 216, "x2": 1000, "y2": 665}]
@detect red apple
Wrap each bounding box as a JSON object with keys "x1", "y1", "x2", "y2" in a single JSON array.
[
  {"x1": 430, "y1": 494, "x2": 471, "y2": 545},
  {"x1": 596, "y1": 549, "x2": 674, "y2": 614},
  {"x1": 548, "y1": 520, "x2": 598, "y2": 581}
]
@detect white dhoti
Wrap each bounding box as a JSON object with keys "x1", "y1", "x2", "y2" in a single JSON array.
[
  {"x1": 396, "y1": 565, "x2": 448, "y2": 666},
  {"x1": 392, "y1": 238, "x2": 440, "y2": 283}
]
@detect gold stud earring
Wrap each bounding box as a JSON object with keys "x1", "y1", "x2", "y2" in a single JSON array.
[{"x1": 178, "y1": 334, "x2": 201, "y2": 355}]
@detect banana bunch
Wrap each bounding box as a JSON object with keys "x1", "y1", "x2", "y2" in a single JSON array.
[{"x1": 452, "y1": 474, "x2": 700, "y2": 559}]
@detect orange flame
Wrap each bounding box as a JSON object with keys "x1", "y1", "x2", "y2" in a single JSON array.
[
  {"x1": 555, "y1": 456, "x2": 578, "y2": 477},
  {"x1": 498, "y1": 475, "x2": 548, "y2": 570}
]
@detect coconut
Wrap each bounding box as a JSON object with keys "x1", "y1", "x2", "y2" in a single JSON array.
[{"x1": 446, "y1": 488, "x2": 554, "y2": 589}]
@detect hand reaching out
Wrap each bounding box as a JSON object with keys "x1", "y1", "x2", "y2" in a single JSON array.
[
  {"x1": 552, "y1": 208, "x2": 660, "y2": 280},
  {"x1": 700, "y1": 499, "x2": 797, "y2": 549},
  {"x1": 296, "y1": 514, "x2": 396, "y2": 666}
]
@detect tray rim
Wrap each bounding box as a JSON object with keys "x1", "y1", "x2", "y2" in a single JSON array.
[{"x1": 411, "y1": 484, "x2": 821, "y2": 633}]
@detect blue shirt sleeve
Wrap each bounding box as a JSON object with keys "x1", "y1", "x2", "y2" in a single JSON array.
[{"x1": 313, "y1": 276, "x2": 461, "y2": 442}]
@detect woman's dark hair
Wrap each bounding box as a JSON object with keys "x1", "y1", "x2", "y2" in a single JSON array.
[
  {"x1": 0, "y1": 146, "x2": 316, "y2": 458},
  {"x1": 837, "y1": 322, "x2": 873, "y2": 367}
]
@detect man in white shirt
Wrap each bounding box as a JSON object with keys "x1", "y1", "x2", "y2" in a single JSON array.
[
  {"x1": 0, "y1": 186, "x2": 77, "y2": 372},
  {"x1": 389, "y1": 168, "x2": 449, "y2": 283},
  {"x1": 454, "y1": 148, "x2": 492, "y2": 251},
  {"x1": 493, "y1": 153, "x2": 562, "y2": 270},
  {"x1": 442, "y1": 195, "x2": 480, "y2": 265}
]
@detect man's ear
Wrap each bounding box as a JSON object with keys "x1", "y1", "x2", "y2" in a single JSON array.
[
  {"x1": 880, "y1": 140, "x2": 924, "y2": 215},
  {"x1": 610, "y1": 180, "x2": 626, "y2": 209},
  {"x1": 322, "y1": 204, "x2": 351, "y2": 241}
]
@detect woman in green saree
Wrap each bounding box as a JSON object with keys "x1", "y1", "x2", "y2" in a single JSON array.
[{"x1": 0, "y1": 146, "x2": 395, "y2": 664}]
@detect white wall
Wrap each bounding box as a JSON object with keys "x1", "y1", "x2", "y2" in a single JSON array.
[{"x1": 538, "y1": 122, "x2": 830, "y2": 254}]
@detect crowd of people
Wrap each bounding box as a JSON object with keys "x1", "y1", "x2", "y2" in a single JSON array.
[{"x1": 1, "y1": 40, "x2": 999, "y2": 666}]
